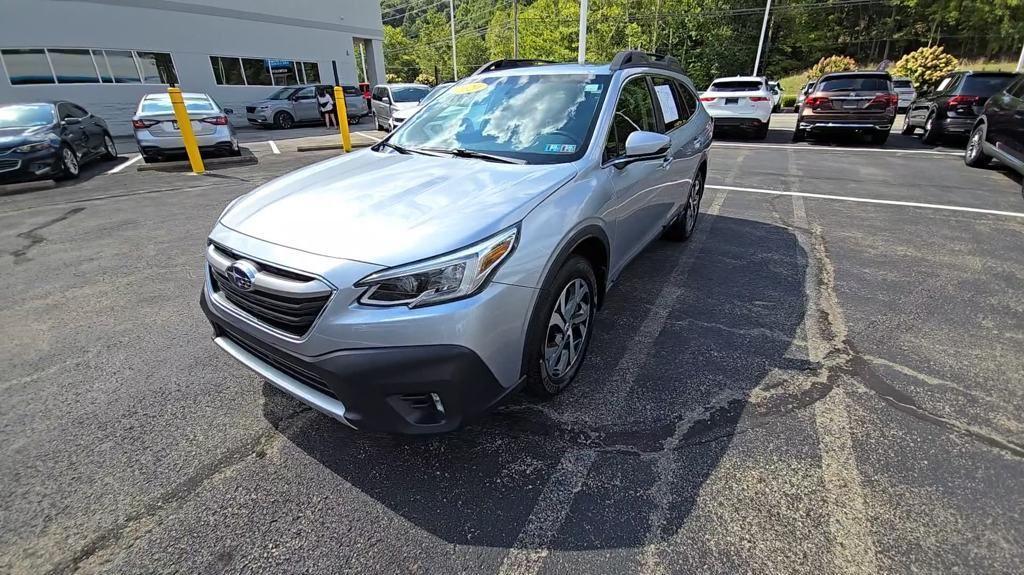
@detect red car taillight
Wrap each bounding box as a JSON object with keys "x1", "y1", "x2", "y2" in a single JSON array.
[
  {"x1": 700, "y1": 96, "x2": 717, "y2": 102},
  {"x1": 948, "y1": 95, "x2": 980, "y2": 107},
  {"x1": 804, "y1": 96, "x2": 832, "y2": 110},
  {"x1": 201, "y1": 116, "x2": 229, "y2": 125},
  {"x1": 132, "y1": 119, "x2": 158, "y2": 129},
  {"x1": 868, "y1": 93, "x2": 899, "y2": 108},
  {"x1": 749, "y1": 96, "x2": 770, "y2": 102}
]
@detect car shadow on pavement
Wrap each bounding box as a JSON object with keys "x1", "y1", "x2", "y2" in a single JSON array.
[{"x1": 262, "y1": 212, "x2": 810, "y2": 553}]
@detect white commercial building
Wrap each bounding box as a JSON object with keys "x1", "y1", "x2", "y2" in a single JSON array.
[{"x1": 0, "y1": 0, "x2": 386, "y2": 135}]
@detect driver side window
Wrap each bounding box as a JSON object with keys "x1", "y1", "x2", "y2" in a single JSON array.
[{"x1": 605, "y1": 77, "x2": 656, "y2": 161}]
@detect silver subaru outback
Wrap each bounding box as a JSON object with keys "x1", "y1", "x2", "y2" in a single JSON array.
[{"x1": 201, "y1": 51, "x2": 713, "y2": 433}]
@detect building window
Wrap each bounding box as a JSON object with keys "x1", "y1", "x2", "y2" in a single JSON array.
[
  {"x1": 136, "y1": 52, "x2": 178, "y2": 85},
  {"x1": 49, "y1": 49, "x2": 99, "y2": 84},
  {"x1": 1, "y1": 48, "x2": 176, "y2": 86},
  {"x1": 1, "y1": 49, "x2": 54, "y2": 85},
  {"x1": 211, "y1": 56, "x2": 321, "y2": 86},
  {"x1": 210, "y1": 56, "x2": 245, "y2": 85}
]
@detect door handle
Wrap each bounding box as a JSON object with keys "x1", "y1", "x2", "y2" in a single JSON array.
[{"x1": 660, "y1": 156, "x2": 674, "y2": 170}]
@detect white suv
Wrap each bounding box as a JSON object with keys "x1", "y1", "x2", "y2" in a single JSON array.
[{"x1": 700, "y1": 76, "x2": 774, "y2": 139}]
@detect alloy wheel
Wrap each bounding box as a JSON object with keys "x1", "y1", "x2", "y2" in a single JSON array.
[
  {"x1": 104, "y1": 135, "x2": 116, "y2": 157},
  {"x1": 63, "y1": 147, "x2": 79, "y2": 175},
  {"x1": 685, "y1": 174, "x2": 703, "y2": 234},
  {"x1": 543, "y1": 278, "x2": 592, "y2": 379},
  {"x1": 966, "y1": 130, "x2": 982, "y2": 162}
]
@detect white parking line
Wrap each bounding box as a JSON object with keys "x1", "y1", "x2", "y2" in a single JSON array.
[
  {"x1": 354, "y1": 131, "x2": 382, "y2": 142},
  {"x1": 712, "y1": 141, "x2": 962, "y2": 156},
  {"x1": 267, "y1": 140, "x2": 280, "y2": 154},
  {"x1": 706, "y1": 184, "x2": 1024, "y2": 219},
  {"x1": 105, "y1": 154, "x2": 142, "y2": 174}
]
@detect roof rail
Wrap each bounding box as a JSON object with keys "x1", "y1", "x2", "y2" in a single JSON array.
[
  {"x1": 609, "y1": 50, "x2": 683, "y2": 73},
  {"x1": 471, "y1": 59, "x2": 555, "y2": 76}
]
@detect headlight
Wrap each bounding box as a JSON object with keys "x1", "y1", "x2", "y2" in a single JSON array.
[
  {"x1": 355, "y1": 225, "x2": 518, "y2": 308},
  {"x1": 14, "y1": 141, "x2": 52, "y2": 153}
]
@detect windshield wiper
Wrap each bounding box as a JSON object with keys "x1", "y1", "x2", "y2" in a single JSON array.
[
  {"x1": 376, "y1": 141, "x2": 449, "y2": 158},
  {"x1": 424, "y1": 147, "x2": 525, "y2": 164}
]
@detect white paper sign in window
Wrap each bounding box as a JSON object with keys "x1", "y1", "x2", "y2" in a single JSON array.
[{"x1": 655, "y1": 83, "x2": 679, "y2": 125}]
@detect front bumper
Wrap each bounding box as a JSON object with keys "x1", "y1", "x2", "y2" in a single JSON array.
[
  {"x1": 201, "y1": 292, "x2": 517, "y2": 433},
  {"x1": 0, "y1": 148, "x2": 62, "y2": 183}
]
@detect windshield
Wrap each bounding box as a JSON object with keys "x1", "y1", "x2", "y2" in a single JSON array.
[
  {"x1": 140, "y1": 98, "x2": 216, "y2": 114},
  {"x1": 709, "y1": 81, "x2": 764, "y2": 92},
  {"x1": 390, "y1": 73, "x2": 610, "y2": 165},
  {"x1": 421, "y1": 83, "x2": 454, "y2": 106},
  {"x1": 392, "y1": 86, "x2": 430, "y2": 103},
  {"x1": 0, "y1": 104, "x2": 54, "y2": 128},
  {"x1": 962, "y1": 74, "x2": 1018, "y2": 96},
  {"x1": 267, "y1": 88, "x2": 297, "y2": 100},
  {"x1": 818, "y1": 77, "x2": 890, "y2": 92}
]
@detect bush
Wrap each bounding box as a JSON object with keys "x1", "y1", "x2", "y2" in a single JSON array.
[
  {"x1": 781, "y1": 94, "x2": 797, "y2": 109},
  {"x1": 385, "y1": 72, "x2": 401, "y2": 83},
  {"x1": 415, "y1": 73, "x2": 436, "y2": 86},
  {"x1": 892, "y1": 46, "x2": 959, "y2": 90},
  {"x1": 808, "y1": 55, "x2": 858, "y2": 79}
]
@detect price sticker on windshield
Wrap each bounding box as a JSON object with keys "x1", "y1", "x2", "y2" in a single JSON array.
[{"x1": 451, "y1": 82, "x2": 489, "y2": 94}]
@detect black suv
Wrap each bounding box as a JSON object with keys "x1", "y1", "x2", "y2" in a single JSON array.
[
  {"x1": 902, "y1": 71, "x2": 1020, "y2": 144},
  {"x1": 964, "y1": 75, "x2": 1024, "y2": 194}
]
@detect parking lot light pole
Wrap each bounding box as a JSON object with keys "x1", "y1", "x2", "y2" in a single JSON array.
[
  {"x1": 1017, "y1": 39, "x2": 1023, "y2": 72},
  {"x1": 578, "y1": 0, "x2": 589, "y2": 64},
  {"x1": 449, "y1": 0, "x2": 458, "y2": 80},
  {"x1": 333, "y1": 86, "x2": 352, "y2": 153},
  {"x1": 167, "y1": 86, "x2": 204, "y2": 174},
  {"x1": 752, "y1": 0, "x2": 772, "y2": 76}
]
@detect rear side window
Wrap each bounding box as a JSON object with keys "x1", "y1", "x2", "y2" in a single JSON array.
[
  {"x1": 893, "y1": 80, "x2": 912, "y2": 89},
  {"x1": 709, "y1": 80, "x2": 764, "y2": 92},
  {"x1": 652, "y1": 76, "x2": 690, "y2": 131},
  {"x1": 605, "y1": 77, "x2": 656, "y2": 160},
  {"x1": 962, "y1": 75, "x2": 1018, "y2": 96},
  {"x1": 817, "y1": 76, "x2": 890, "y2": 92},
  {"x1": 676, "y1": 80, "x2": 699, "y2": 117}
]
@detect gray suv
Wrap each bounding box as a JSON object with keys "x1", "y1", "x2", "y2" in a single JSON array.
[
  {"x1": 246, "y1": 85, "x2": 366, "y2": 129},
  {"x1": 201, "y1": 52, "x2": 713, "y2": 433}
]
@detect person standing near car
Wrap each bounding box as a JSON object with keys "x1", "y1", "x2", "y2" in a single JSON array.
[{"x1": 316, "y1": 86, "x2": 336, "y2": 128}]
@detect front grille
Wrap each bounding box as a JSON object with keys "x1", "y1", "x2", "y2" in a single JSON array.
[
  {"x1": 245, "y1": 106, "x2": 257, "y2": 113},
  {"x1": 207, "y1": 244, "x2": 332, "y2": 338},
  {"x1": 222, "y1": 328, "x2": 337, "y2": 400},
  {"x1": 0, "y1": 159, "x2": 20, "y2": 173}
]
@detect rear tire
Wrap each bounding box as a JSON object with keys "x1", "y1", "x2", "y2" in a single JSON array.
[
  {"x1": 273, "y1": 111, "x2": 294, "y2": 130},
  {"x1": 523, "y1": 256, "x2": 598, "y2": 398},
  {"x1": 753, "y1": 122, "x2": 769, "y2": 140},
  {"x1": 921, "y1": 113, "x2": 942, "y2": 145},
  {"x1": 101, "y1": 132, "x2": 118, "y2": 160},
  {"x1": 869, "y1": 130, "x2": 890, "y2": 146},
  {"x1": 792, "y1": 128, "x2": 806, "y2": 142},
  {"x1": 664, "y1": 170, "x2": 704, "y2": 242},
  {"x1": 141, "y1": 153, "x2": 157, "y2": 164},
  {"x1": 964, "y1": 124, "x2": 992, "y2": 168}
]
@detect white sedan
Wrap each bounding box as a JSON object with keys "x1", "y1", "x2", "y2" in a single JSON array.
[{"x1": 700, "y1": 76, "x2": 774, "y2": 139}]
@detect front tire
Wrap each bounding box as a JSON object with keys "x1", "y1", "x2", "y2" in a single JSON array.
[
  {"x1": 524, "y1": 256, "x2": 598, "y2": 398},
  {"x1": 964, "y1": 124, "x2": 991, "y2": 168},
  {"x1": 273, "y1": 111, "x2": 294, "y2": 130},
  {"x1": 54, "y1": 145, "x2": 80, "y2": 181},
  {"x1": 664, "y1": 170, "x2": 704, "y2": 242}
]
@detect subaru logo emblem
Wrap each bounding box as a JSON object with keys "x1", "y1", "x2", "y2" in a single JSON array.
[{"x1": 226, "y1": 260, "x2": 258, "y2": 291}]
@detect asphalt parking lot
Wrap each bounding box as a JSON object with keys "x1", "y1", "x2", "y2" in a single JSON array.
[{"x1": 1, "y1": 115, "x2": 1022, "y2": 574}]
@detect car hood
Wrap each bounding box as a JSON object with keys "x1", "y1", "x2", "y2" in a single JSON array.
[
  {"x1": 0, "y1": 125, "x2": 51, "y2": 147},
  {"x1": 220, "y1": 150, "x2": 578, "y2": 266}
]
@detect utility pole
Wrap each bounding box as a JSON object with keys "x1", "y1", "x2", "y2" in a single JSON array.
[
  {"x1": 513, "y1": 0, "x2": 519, "y2": 58},
  {"x1": 752, "y1": 0, "x2": 772, "y2": 76},
  {"x1": 578, "y1": 0, "x2": 589, "y2": 64},
  {"x1": 449, "y1": 0, "x2": 458, "y2": 80}
]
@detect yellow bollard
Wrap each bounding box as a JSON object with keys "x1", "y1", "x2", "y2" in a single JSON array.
[
  {"x1": 333, "y1": 86, "x2": 352, "y2": 153},
  {"x1": 167, "y1": 87, "x2": 204, "y2": 173}
]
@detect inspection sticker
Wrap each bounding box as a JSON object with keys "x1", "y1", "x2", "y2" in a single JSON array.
[
  {"x1": 544, "y1": 144, "x2": 577, "y2": 153},
  {"x1": 584, "y1": 83, "x2": 603, "y2": 93},
  {"x1": 451, "y1": 82, "x2": 489, "y2": 94}
]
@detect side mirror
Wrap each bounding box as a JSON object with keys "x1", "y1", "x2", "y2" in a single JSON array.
[
  {"x1": 223, "y1": 108, "x2": 234, "y2": 115},
  {"x1": 63, "y1": 117, "x2": 81, "y2": 125},
  {"x1": 624, "y1": 131, "x2": 671, "y2": 157}
]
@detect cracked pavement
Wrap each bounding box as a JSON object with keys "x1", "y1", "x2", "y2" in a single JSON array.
[{"x1": 0, "y1": 125, "x2": 1022, "y2": 574}]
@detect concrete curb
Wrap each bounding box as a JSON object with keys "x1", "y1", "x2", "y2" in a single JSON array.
[
  {"x1": 296, "y1": 141, "x2": 374, "y2": 152},
  {"x1": 137, "y1": 148, "x2": 258, "y2": 172}
]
